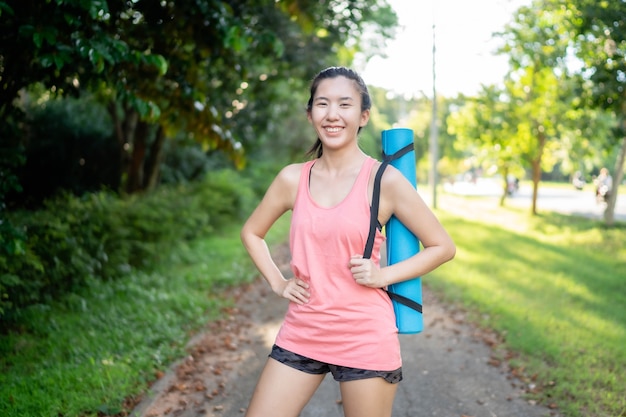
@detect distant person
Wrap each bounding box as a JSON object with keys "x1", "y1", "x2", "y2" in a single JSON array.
[
  {"x1": 240, "y1": 66, "x2": 456, "y2": 417},
  {"x1": 572, "y1": 171, "x2": 585, "y2": 191},
  {"x1": 595, "y1": 167, "x2": 612, "y2": 203},
  {"x1": 506, "y1": 174, "x2": 519, "y2": 196}
]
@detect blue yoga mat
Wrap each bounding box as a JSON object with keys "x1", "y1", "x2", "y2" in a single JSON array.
[{"x1": 382, "y1": 128, "x2": 423, "y2": 334}]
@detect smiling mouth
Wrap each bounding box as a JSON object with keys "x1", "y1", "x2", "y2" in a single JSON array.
[{"x1": 325, "y1": 127, "x2": 343, "y2": 133}]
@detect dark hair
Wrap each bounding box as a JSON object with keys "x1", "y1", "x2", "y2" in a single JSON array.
[{"x1": 306, "y1": 67, "x2": 371, "y2": 158}]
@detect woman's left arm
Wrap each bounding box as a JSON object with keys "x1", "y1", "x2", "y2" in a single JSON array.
[
  {"x1": 382, "y1": 167, "x2": 455, "y2": 285},
  {"x1": 350, "y1": 166, "x2": 455, "y2": 289}
]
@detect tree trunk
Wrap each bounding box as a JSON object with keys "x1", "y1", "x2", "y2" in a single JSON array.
[
  {"x1": 531, "y1": 159, "x2": 541, "y2": 215},
  {"x1": 108, "y1": 102, "x2": 138, "y2": 192},
  {"x1": 530, "y1": 129, "x2": 547, "y2": 216},
  {"x1": 604, "y1": 132, "x2": 626, "y2": 226},
  {"x1": 126, "y1": 120, "x2": 149, "y2": 194},
  {"x1": 143, "y1": 125, "x2": 166, "y2": 191},
  {"x1": 499, "y1": 167, "x2": 509, "y2": 207},
  {"x1": 122, "y1": 109, "x2": 139, "y2": 187}
]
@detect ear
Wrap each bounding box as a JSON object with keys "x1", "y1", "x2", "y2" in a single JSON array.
[
  {"x1": 360, "y1": 109, "x2": 370, "y2": 127},
  {"x1": 307, "y1": 110, "x2": 313, "y2": 124}
]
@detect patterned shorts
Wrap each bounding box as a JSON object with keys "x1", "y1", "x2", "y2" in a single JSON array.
[{"x1": 269, "y1": 344, "x2": 403, "y2": 384}]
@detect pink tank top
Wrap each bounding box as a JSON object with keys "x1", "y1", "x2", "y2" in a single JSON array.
[{"x1": 275, "y1": 157, "x2": 401, "y2": 371}]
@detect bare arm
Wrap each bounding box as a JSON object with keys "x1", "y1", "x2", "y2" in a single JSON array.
[
  {"x1": 350, "y1": 166, "x2": 455, "y2": 288},
  {"x1": 240, "y1": 164, "x2": 310, "y2": 304}
]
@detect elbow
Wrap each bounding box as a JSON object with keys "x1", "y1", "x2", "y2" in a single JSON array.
[
  {"x1": 240, "y1": 224, "x2": 252, "y2": 248},
  {"x1": 240, "y1": 223, "x2": 263, "y2": 250},
  {"x1": 441, "y1": 238, "x2": 456, "y2": 263},
  {"x1": 446, "y1": 243, "x2": 456, "y2": 262},
  {"x1": 240, "y1": 226, "x2": 246, "y2": 245}
]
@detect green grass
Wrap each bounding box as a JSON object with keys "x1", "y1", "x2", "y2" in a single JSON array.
[
  {"x1": 2, "y1": 198, "x2": 624, "y2": 417},
  {"x1": 0, "y1": 214, "x2": 290, "y2": 417},
  {"x1": 428, "y1": 203, "x2": 626, "y2": 417}
]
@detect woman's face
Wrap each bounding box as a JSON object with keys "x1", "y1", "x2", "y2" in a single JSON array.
[{"x1": 307, "y1": 76, "x2": 370, "y2": 152}]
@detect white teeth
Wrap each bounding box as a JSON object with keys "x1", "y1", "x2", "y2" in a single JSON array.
[{"x1": 325, "y1": 127, "x2": 342, "y2": 132}]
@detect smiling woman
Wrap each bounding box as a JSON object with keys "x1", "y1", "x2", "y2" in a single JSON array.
[
  {"x1": 306, "y1": 67, "x2": 372, "y2": 159},
  {"x1": 239, "y1": 66, "x2": 455, "y2": 417}
]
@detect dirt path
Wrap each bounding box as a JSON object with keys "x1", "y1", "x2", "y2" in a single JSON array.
[
  {"x1": 131, "y1": 245, "x2": 292, "y2": 417},
  {"x1": 131, "y1": 196, "x2": 561, "y2": 417}
]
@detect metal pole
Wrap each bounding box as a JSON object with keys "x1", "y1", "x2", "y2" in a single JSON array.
[{"x1": 429, "y1": 22, "x2": 438, "y2": 209}]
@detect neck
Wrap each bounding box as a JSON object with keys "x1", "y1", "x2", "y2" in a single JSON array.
[{"x1": 317, "y1": 147, "x2": 367, "y2": 174}]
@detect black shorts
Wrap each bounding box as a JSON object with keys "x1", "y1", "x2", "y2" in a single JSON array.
[{"x1": 269, "y1": 345, "x2": 402, "y2": 384}]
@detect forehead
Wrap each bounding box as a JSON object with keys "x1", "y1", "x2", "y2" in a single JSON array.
[{"x1": 314, "y1": 76, "x2": 360, "y2": 99}]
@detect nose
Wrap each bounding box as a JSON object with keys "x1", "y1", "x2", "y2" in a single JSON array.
[{"x1": 325, "y1": 103, "x2": 340, "y2": 120}]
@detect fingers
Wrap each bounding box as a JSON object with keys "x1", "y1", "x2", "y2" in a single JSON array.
[
  {"x1": 281, "y1": 278, "x2": 310, "y2": 305},
  {"x1": 349, "y1": 254, "x2": 369, "y2": 273},
  {"x1": 349, "y1": 255, "x2": 378, "y2": 287},
  {"x1": 348, "y1": 254, "x2": 363, "y2": 267}
]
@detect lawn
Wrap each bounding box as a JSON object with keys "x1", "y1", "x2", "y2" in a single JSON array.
[
  {"x1": 0, "y1": 216, "x2": 290, "y2": 417},
  {"x1": 1, "y1": 199, "x2": 624, "y2": 417},
  {"x1": 427, "y1": 198, "x2": 626, "y2": 417}
]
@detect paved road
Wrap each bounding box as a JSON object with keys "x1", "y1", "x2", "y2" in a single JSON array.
[
  {"x1": 134, "y1": 246, "x2": 561, "y2": 417},
  {"x1": 134, "y1": 280, "x2": 559, "y2": 417},
  {"x1": 134, "y1": 180, "x2": 601, "y2": 417},
  {"x1": 443, "y1": 179, "x2": 626, "y2": 221}
]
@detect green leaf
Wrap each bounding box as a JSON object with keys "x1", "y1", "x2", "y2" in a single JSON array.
[
  {"x1": 33, "y1": 32, "x2": 42, "y2": 48},
  {"x1": 273, "y1": 38, "x2": 285, "y2": 57},
  {"x1": 88, "y1": 48, "x2": 105, "y2": 73},
  {"x1": 41, "y1": 26, "x2": 58, "y2": 46},
  {"x1": 0, "y1": 2, "x2": 14, "y2": 17},
  {"x1": 53, "y1": 54, "x2": 66, "y2": 70},
  {"x1": 39, "y1": 54, "x2": 54, "y2": 68},
  {"x1": 145, "y1": 54, "x2": 168, "y2": 76},
  {"x1": 225, "y1": 26, "x2": 247, "y2": 53}
]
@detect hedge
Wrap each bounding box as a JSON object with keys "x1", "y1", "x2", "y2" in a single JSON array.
[{"x1": 0, "y1": 169, "x2": 256, "y2": 322}]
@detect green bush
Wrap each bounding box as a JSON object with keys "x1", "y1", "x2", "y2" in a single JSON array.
[
  {"x1": 16, "y1": 93, "x2": 120, "y2": 206},
  {"x1": 241, "y1": 160, "x2": 284, "y2": 198},
  {"x1": 0, "y1": 169, "x2": 256, "y2": 322},
  {"x1": 0, "y1": 219, "x2": 41, "y2": 315}
]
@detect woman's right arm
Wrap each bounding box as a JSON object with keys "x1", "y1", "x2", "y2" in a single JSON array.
[{"x1": 240, "y1": 164, "x2": 310, "y2": 304}]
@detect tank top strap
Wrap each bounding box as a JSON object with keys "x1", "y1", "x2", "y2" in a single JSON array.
[
  {"x1": 355, "y1": 157, "x2": 377, "y2": 192},
  {"x1": 296, "y1": 160, "x2": 316, "y2": 199}
]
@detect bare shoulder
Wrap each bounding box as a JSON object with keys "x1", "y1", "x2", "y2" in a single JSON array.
[
  {"x1": 277, "y1": 163, "x2": 304, "y2": 180},
  {"x1": 380, "y1": 164, "x2": 429, "y2": 210},
  {"x1": 380, "y1": 164, "x2": 413, "y2": 192},
  {"x1": 366, "y1": 162, "x2": 413, "y2": 201},
  {"x1": 265, "y1": 162, "x2": 306, "y2": 208},
  {"x1": 275, "y1": 163, "x2": 305, "y2": 190},
  {"x1": 372, "y1": 163, "x2": 421, "y2": 225}
]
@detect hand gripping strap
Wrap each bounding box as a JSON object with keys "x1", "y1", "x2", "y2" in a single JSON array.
[
  {"x1": 363, "y1": 143, "x2": 422, "y2": 314},
  {"x1": 363, "y1": 143, "x2": 414, "y2": 259}
]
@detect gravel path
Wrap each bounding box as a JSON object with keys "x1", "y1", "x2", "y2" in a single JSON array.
[{"x1": 132, "y1": 232, "x2": 560, "y2": 417}]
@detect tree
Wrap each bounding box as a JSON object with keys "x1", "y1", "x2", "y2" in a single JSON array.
[
  {"x1": 0, "y1": 0, "x2": 397, "y2": 195},
  {"x1": 447, "y1": 85, "x2": 523, "y2": 206},
  {"x1": 565, "y1": 0, "x2": 626, "y2": 225},
  {"x1": 497, "y1": 3, "x2": 577, "y2": 214}
]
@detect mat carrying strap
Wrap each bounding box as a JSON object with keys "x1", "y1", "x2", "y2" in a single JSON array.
[{"x1": 364, "y1": 144, "x2": 423, "y2": 314}]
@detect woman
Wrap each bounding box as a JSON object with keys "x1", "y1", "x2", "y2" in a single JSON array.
[{"x1": 240, "y1": 66, "x2": 455, "y2": 417}]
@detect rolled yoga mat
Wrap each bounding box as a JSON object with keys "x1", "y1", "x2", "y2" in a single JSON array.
[{"x1": 382, "y1": 128, "x2": 423, "y2": 334}]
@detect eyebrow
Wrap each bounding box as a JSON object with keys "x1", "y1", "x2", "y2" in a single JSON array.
[{"x1": 314, "y1": 96, "x2": 355, "y2": 102}]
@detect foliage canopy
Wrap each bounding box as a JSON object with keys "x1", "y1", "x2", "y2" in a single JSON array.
[{"x1": 0, "y1": 0, "x2": 397, "y2": 194}]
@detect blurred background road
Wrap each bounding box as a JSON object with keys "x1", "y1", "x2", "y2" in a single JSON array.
[{"x1": 441, "y1": 179, "x2": 626, "y2": 222}]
